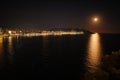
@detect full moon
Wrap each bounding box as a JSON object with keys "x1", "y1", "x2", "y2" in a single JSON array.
[{"x1": 94, "y1": 17, "x2": 98, "y2": 22}]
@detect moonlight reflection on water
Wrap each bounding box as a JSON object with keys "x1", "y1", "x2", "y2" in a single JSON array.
[{"x1": 87, "y1": 33, "x2": 102, "y2": 73}]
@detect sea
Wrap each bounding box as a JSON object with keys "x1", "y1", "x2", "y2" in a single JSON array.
[{"x1": 0, "y1": 33, "x2": 120, "y2": 79}]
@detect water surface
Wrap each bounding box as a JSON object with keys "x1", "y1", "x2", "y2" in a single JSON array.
[{"x1": 0, "y1": 34, "x2": 120, "y2": 79}]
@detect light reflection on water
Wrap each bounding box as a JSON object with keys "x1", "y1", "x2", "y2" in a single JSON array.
[
  {"x1": 42, "y1": 36, "x2": 48, "y2": 65},
  {"x1": 0, "y1": 36, "x2": 3, "y2": 64},
  {"x1": 8, "y1": 36, "x2": 14, "y2": 55},
  {"x1": 87, "y1": 33, "x2": 102, "y2": 73},
  {"x1": 8, "y1": 36, "x2": 14, "y2": 64}
]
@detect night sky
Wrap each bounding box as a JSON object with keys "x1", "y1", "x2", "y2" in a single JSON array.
[{"x1": 0, "y1": 0, "x2": 120, "y2": 33}]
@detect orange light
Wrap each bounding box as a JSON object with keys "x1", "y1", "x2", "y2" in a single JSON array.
[
  {"x1": 87, "y1": 33, "x2": 102, "y2": 72},
  {"x1": 8, "y1": 31, "x2": 12, "y2": 34},
  {"x1": 20, "y1": 31, "x2": 22, "y2": 33},
  {"x1": 94, "y1": 17, "x2": 98, "y2": 22}
]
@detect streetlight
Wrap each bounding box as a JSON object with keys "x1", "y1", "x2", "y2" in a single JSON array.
[{"x1": 8, "y1": 30, "x2": 12, "y2": 34}]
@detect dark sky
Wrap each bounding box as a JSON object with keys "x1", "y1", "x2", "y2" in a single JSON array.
[{"x1": 0, "y1": 0, "x2": 120, "y2": 33}]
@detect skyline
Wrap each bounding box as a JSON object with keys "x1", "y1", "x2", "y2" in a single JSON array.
[{"x1": 0, "y1": 0, "x2": 120, "y2": 33}]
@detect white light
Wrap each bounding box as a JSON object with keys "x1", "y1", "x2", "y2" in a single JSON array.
[{"x1": 8, "y1": 31, "x2": 12, "y2": 34}]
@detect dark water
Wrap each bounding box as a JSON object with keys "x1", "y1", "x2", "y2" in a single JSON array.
[{"x1": 0, "y1": 34, "x2": 120, "y2": 79}]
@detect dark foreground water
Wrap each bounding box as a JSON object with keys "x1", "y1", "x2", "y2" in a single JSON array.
[{"x1": 0, "y1": 33, "x2": 120, "y2": 79}]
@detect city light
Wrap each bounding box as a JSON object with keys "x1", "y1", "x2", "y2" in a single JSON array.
[
  {"x1": 8, "y1": 31, "x2": 12, "y2": 34},
  {"x1": 1, "y1": 29, "x2": 86, "y2": 37},
  {"x1": 20, "y1": 30, "x2": 22, "y2": 33}
]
